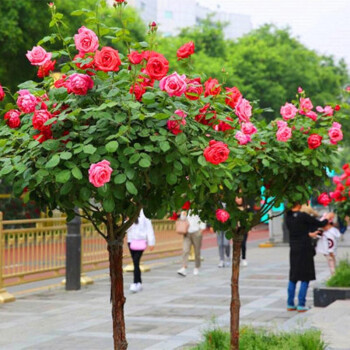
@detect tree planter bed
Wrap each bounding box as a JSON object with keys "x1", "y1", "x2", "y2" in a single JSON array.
[{"x1": 314, "y1": 285, "x2": 350, "y2": 307}]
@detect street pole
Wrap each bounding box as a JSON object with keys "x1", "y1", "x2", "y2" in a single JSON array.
[{"x1": 65, "y1": 208, "x2": 81, "y2": 291}]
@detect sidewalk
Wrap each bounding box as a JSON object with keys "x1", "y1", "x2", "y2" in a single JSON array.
[{"x1": 1, "y1": 234, "x2": 350, "y2": 350}]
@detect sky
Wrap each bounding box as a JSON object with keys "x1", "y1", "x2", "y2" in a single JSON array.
[{"x1": 197, "y1": 0, "x2": 350, "y2": 68}]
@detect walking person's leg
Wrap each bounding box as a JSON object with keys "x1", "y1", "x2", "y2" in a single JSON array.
[
  {"x1": 192, "y1": 230, "x2": 203, "y2": 274},
  {"x1": 287, "y1": 280, "x2": 297, "y2": 310},
  {"x1": 241, "y1": 232, "x2": 248, "y2": 266},
  {"x1": 178, "y1": 234, "x2": 190, "y2": 276},
  {"x1": 129, "y1": 244, "x2": 144, "y2": 292},
  {"x1": 327, "y1": 253, "x2": 336, "y2": 275},
  {"x1": 217, "y1": 231, "x2": 225, "y2": 267},
  {"x1": 223, "y1": 233, "x2": 231, "y2": 266},
  {"x1": 297, "y1": 281, "x2": 310, "y2": 311}
]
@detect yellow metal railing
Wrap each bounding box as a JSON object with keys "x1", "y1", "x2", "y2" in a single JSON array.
[{"x1": 0, "y1": 213, "x2": 181, "y2": 293}]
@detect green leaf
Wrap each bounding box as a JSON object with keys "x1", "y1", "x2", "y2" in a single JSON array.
[
  {"x1": 166, "y1": 173, "x2": 177, "y2": 185},
  {"x1": 56, "y1": 170, "x2": 71, "y2": 183},
  {"x1": 83, "y1": 144, "x2": 97, "y2": 154},
  {"x1": 45, "y1": 155, "x2": 60, "y2": 168},
  {"x1": 106, "y1": 141, "x2": 119, "y2": 153},
  {"x1": 129, "y1": 153, "x2": 140, "y2": 164},
  {"x1": 262, "y1": 159, "x2": 270, "y2": 167},
  {"x1": 241, "y1": 164, "x2": 252, "y2": 172},
  {"x1": 60, "y1": 182, "x2": 73, "y2": 195},
  {"x1": 139, "y1": 158, "x2": 151, "y2": 168},
  {"x1": 72, "y1": 167, "x2": 83, "y2": 180},
  {"x1": 142, "y1": 92, "x2": 155, "y2": 104},
  {"x1": 80, "y1": 187, "x2": 91, "y2": 201},
  {"x1": 60, "y1": 152, "x2": 72, "y2": 160},
  {"x1": 159, "y1": 141, "x2": 170, "y2": 152},
  {"x1": 198, "y1": 156, "x2": 206, "y2": 166},
  {"x1": 126, "y1": 181, "x2": 138, "y2": 195},
  {"x1": 103, "y1": 198, "x2": 115, "y2": 212},
  {"x1": 114, "y1": 173, "x2": 127, "y2": 184},
  {"x1": 42, "y1": 139, "x2": 60, "y2": 151}
]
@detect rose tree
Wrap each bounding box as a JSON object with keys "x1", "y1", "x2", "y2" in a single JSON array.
[{"x1": 185, "y1": 89, "x2": 345, "y2": 349}]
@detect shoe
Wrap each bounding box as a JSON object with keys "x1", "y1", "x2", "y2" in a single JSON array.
[
  {"x1": 130, "y1": 283, "x2": 138, "y2": 293},
  {"x1": 297, "y1": 306, "x2": 310, "y2": 313},
  {"x1": 225, "y1": 261, "x2": 230, "y2": 267},
  {"x1": 177, "y1": 267, "x2": 187, "y2": 277},
  {"x1": 218, "y1": 260, "x2": 224, "y2": 268},
  {"x1": 242, "y1": 259, "x2": 248, "y2": 267},
  {"x1": 287, "y1": 305, "x2": 297, "y2": 311},
  {"x1": 136, "y1": 283, "x2": 143, "y2": 292},
  {"x1": 193, "y1": 268, "x2": 199, "y2": 275}
]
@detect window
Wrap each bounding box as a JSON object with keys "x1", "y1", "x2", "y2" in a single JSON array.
[{"x1": 164, "y1": 10, "x2": 173, "y2": 19}]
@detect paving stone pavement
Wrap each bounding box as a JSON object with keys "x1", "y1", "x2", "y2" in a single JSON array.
[{"x1": 1, "y1": 237, "x2": 350, "y2": 350}]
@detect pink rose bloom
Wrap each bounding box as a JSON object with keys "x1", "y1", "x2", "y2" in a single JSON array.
[
  {"x1": 0, "y1": 84, "x2": 5, "y2": 101},
  {"x1": 17, "y1": 90, "x2": 38, "y2": 113},
  {"x1": 276, "y1": 126, "x2": 292, "y2": 142},
  {"x1": 323, "y1": 106, "x2": 334, "y2": 116},
  {"x1": 74, "y1": 26, "x2": 99, "y2": 54},
  {"x1": 32, "y1": 109, "x2": 52, "y2": 131},
  {"x1": 299, "y1": 97, "x2": 313, "y2": 113},
  {"x1": 88, "y1": 160, "x2": 113, "y2": 187},
  {"x1": 276, "y1": 120, "x2": 288, "y2": 129},
  {"x1": 298, "y1": 86, "x2": 303, "y2": 93},
  {"x1": 216, "y1": 209, "x2": 230, "y2": 223},
  {"x1": 66, "y1": 73, "x2": 94, "y2": 95},
  {"x1": 235, "y1": 131, "x2": 251, "y2": 145},
  {"x1": 235, "y1": 98, "x2": 252, "y2": 123},
  {"x1": 167, "y1": 110, "x2": 187, "y2": 135},
  {"x1": 159, "y1": 72, "x2": 187, "y2": 97},
  {"x1": 280, "y1": 103, "x2": 297, "y2": 120},
  {"x1": 333, "y1": 176, "x2": 341, "y2": 185},
  {"x1": 4, "y1": 109, "x2": 21, "y2": 128},
  {"x1": 26, "y1": 46, "x2": 52, "y2": 66},
  {"x1": 328, "y1": 122, "x2": 343, "y2": 145},
  {"x1": 305, "y1": 111, "x2": 317, "y2": 121},
  {"x1": 241, "y1": 122, "x2": 257, "y2": 135}
]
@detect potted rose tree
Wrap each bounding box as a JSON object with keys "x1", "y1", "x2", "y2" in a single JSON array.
[{"x1": 0, "y1": 2, "x2": 344, "y2": 349}]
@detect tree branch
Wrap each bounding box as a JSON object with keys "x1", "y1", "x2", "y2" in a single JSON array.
[{"x1": 81, "y1": 207, "x2": 108, "y2": 240}]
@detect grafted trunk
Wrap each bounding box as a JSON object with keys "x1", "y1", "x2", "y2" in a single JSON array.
[
  {"x1": 108, "y1": 240, "x2": 127, "y2": 350},
  {"x1": 230, "y1": 234, "x2": 242, "y2": 350}
]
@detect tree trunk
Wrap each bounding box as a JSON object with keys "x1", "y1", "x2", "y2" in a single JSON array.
[
  {"x1": 108, "y1": 241, "x2": 128, "y2": 350},
  {"x1": 230, "y1": 235, "x2": 242, "y2": 350}
]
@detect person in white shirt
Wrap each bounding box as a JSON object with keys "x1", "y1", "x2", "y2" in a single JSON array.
[
  {"x1": 316, "y1": 219, "x2": 341, "y2": 275},
  {"x1": 177, "y1": 211, "x2": 206, "y2": 277},
  {"x1": 127, "y1": 209, "x2": 155, "y2": 292}
]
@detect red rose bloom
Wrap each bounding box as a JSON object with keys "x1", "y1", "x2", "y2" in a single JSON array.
[
  {"x1": 203, "y1": 140, "x2": 230, "y2": 165},
  {"x1": 182, "y1": 201, "x2": 191, "y2": 210},
  {"x1": 195, "y1": 104, "x2": 217, "y2": 126},
  {"x1": 37, "y1": 60, "x2": 56, "y2": 78},
  {"x1": 54, "y1": 74, "x2": 67, "y2": 89},
  {"x1": 129, "y1": 83, "x2": 146, "y2": 101},
  {"x1": 185, "y1": 78, "x2": 203, "y2": 100},
  {"x1": 169, "y1": 212, "x2": 179, "y2": 220},
  {"x1": 217, "y1": 117, "x2": 234, "y2": 132},
  {"x1": 177, "y1": 41, "x2": 195, "y2": 60},
  {"x1": 32, "y1": 109, "x2": 52, "y2": 131},
  {"x1": 342, "y1": 164, "x2": 349, "y2": 170},
  {"x1": 94, "y1": 47, "x2": 121, "y2": 72},
  {"x1": 4, "y1": 109, "x2": 21, "y2": 128},
  {"x1": 317, "y1": 193, "x2": 331, "y2": 206},
  {"x1": 73, "y1": 53, "x2": 94, "y2": 73},
  {"x1": 128, "y1": 51, "x2": 144, "y2": 65},
  {"x1": 335, "y1": 105, "x2": 341, "y2": 111},
  {"x1": 0, "y1": 84, "x2": 5, "y2": 101},
  {"x1": 216, "y1": 209, "x2": 230, "y2": 223},
  {"x1": 145, "y1": 53, "x2": 169, "y2": 80},
  {"x1": 33, "y1": 128, "x2": 53, "y2": 143},
  {"x1": 204, "y1": 78, "x2": 221, "y2": 97},
  {"x1": 307, "y1": 134, "x2": 322, "y2": 149},
  {"x1": 225, "y1": 87, "x2": 242, "y2": 109}
]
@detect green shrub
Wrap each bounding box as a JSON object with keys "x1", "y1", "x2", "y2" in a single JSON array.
[
  {"x1": 191, "y1": 327, "x2": 326, "y2": 350},
  {"x1": 327, "y1": 259, "x2": 350, "y2": 287}
]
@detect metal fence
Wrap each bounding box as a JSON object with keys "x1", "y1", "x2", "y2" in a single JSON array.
[{"x1": 0, "y1": 213, "x2": 181, "y2": 292}]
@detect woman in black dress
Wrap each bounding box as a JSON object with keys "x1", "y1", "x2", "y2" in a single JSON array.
[{"x1": 285, "y1": 203, "x2": 333, "y2": 312}]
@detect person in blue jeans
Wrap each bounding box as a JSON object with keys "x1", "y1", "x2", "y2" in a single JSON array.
[{"x1": 285, "y1": 203, "x2": 333, "y2": 312}]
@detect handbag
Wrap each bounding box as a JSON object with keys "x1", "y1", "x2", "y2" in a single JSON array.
[
  {"x1": 130, "y1": 239, "x2": 147, "y2": 251},
  {"x1": 175, "y1": 219, "x2": 189, "y2": 235}
]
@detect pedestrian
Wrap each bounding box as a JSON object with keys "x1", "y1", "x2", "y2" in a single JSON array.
[
  {"x1": 177, "y1": 210, "x2": 206, "y2": 276},
  {"x1": 235, "y1": 196, "x2": 248, "y2": 266},
  {"x1": 217, "y1": 230, "x2": 230, "y2": 267},
  {"x1": 316, "y1": 215, "x2": 341, "y2": 275},
  {"x1": 285, "y1": 202, "x2": 333, "y2": 312},
  {"x1": 127, "y1": 209, "x2": 155, "y2": 293}
]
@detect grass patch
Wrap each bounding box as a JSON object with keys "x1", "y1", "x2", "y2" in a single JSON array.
[
  {"x1": 327, "y1": 259, "x2": 350, "y2": 287},
  {"x1": 191, "y1": 327, "x2": 326, "y2": 350}
]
